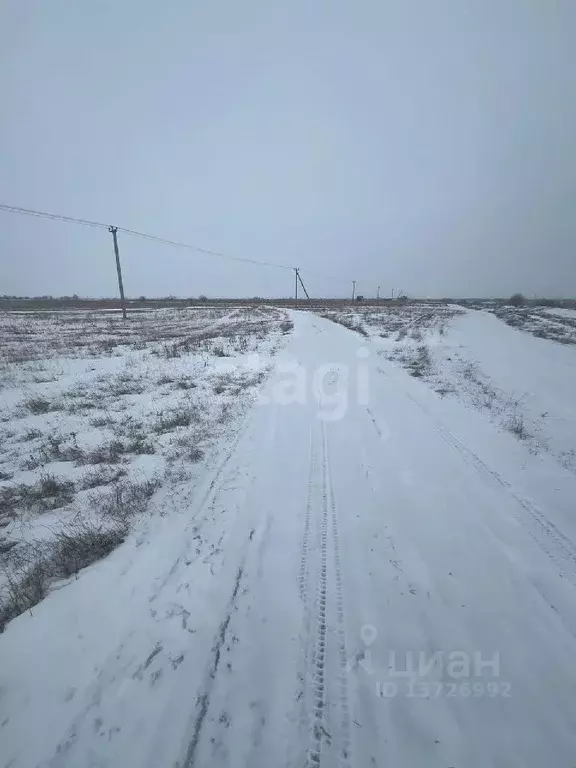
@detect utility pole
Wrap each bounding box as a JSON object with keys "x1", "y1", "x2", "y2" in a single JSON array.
[
  {"x1": 294, "y1": 267, "x2": 299, "y2": 305},
  {"x1": 376, "y1": 285, "x2": 380, "y2": 301},
  {"x1": 109, "y1": 226, "x2": 127, "y2": 320},
  {"x1": 352, "y1": 280, "x2": 356, "y2": 302},
  {"x1": 296, "y1": 268, "x2": 310, "y2": 300}
]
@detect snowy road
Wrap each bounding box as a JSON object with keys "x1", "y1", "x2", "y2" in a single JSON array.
[{"x1": 3, "y1": 311, "x2": 576, "y2": 767}]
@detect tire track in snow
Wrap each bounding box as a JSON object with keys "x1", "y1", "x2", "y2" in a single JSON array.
[
  {"x1": 308, "y1": 426, "x2": 329, "y2": 768},
  {"x1": 325, "y1": 423, "x2": 352, "y2": 767},
  {"x1": 299, "y1": 427, "x2": 316, "y2": 602},
  {"x1": 289, "y1": 425, "x2": 319, "y2": 768},
  {"x1": 306, "y1": 424, "x2": 352, "y2": 767}
]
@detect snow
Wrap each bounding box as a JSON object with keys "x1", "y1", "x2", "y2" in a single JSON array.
[
  {"x1": 323, "y1": 303, "x2": 576, "y2": 473},
  {"x1": 2, "y1": 309, "x2": 576, "y2": 766},
  {"x1": 0, "y1": 306, "x2": 288, "y2": 601},
  {"x1": 488, "y1": 304, "x2": 576, "y2": 345},
  {"x1": 543, "y1": 307, "x2": 576, "y2": 319},
  {"x1": 431, "y1": 309, "x2": 576, "y2": 467}
]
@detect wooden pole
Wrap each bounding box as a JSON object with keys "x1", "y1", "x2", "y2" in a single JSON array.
[{"x1": 109, "y1": 226, "x2": 127, "y2": 320}]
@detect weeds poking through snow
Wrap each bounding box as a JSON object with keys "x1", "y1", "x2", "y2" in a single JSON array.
[
  {"x1": 79, "y1": 466, "x2": 127, "y2": 490},
  {"x1": 319, "y1": 303, "x2": 462, "y2": 342},
  {"x1": 90, "y1": 414, "x2": 115, "y2": 428},
  {"x1": 173, "y1": 434, "x2": 205, "y2": 464},
  {"x1": 0, "y1": 478, "x2": 160, "y2": 631},
  {"x1": 106, "y1": 376, "x2": 146, "y2": 397},
  {"x1": 33, "y1": 474, "x2": 75, "y2": 510},
  {"x1": 23, "y1": 396, "x2": 54, "y2": 415},
  {"x1": 83, "y1": 440, "x2": 126, "y2": 465},
  {"x1": 174, "y1": 377, "x2": 196, "y2": 390},
  {"x1": 0, "y1": 474, "x2": 75, "y2": 516},
  {"x1": 407, "y1": 345, "x2": 433, "y2": 378},
  {"x1": 503, "y1": 410, "x2": 530, "y2": 440},
  {"x1": 492, "y1": 306, "x2": 576, "y2": 346},
  {"x1": 88, "y1": 479, "x2": 160, "y2": 525},
  {"x1": 51, "y1": 522, "x2": 127, "y2": 577},
  {"x1": 0, "y1": 304, "x2": 290, "y2": 630},
  {"x1": 0, "y1": 522, "x2": 127, "y2": 631},
  {"x1": 126, "y1": 434, "x2": 155, "y2": 455},
  {"x1": 321, "y1": 314, "x2": 368, "y2": 336},
  {"x1": 153, "y1": 407, "x2": 200, "y2": 434},
  {"x1": 385, "y1": 344, "x2": 434, "y2": 379},
  {"x1": 19, "y1": 428, "x2": 43, "y2": 442}
]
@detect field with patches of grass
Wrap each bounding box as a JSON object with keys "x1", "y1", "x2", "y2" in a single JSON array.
[
  {"x1": 0, "y1": 305, "x2": 290, "y2": 628},
  {"x1": 316, "y1": 302, "x2": 576, "y2": 471}
]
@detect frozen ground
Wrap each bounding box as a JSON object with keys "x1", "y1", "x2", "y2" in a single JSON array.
[{"x1": 2, "y1": 307, "x2": 576, "y2": 767}]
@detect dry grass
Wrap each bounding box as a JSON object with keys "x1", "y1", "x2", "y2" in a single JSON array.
[
  {"x1": 79, "y1": 466, "x2": 127, "y2": 490},
  {"x1": 22, "y1": 396, "x2": 59, "y2": 415},
  {"x1": 87, "y1": 479, "x2": 160, "y2": 524},
  {"x1": 19, "y1": 433, "x2": 157, "y2": 470},
  {"x1": 384, "y1": 344, "x2": 434, "y2": 379},
  {"x1": 318, "y1": 303, "x2": 461, "y2": 340},
  {"x1": 152, "y1": 406, "x2": 201, "y2": 434},
  {"x1": 0, "y1": 305, "x2": 290, "y2": 631},
  {"x1": 0, "y1": 521, "x2": 127, "y2": 631},
  {"x1": 319, "y1": 313, "x2": 368, "y2": 336},
  {"x1": 0, "y1": 477, "x2": 159, "y2": 631},
  {"x1": 492, "y1": 306, "x2": 576, "y2": 345},
  {"x1": 0, "y1": 308, "x2": 223, "y2": 365},
  {"x1": 0, "y1": 473, "x2": 75, "y2": 518},
  {"x1": 173, "y1": 377, "x2": 196, "y2": 391},
  {"x1": 503, "y1": 411, "x2": 531, "y2": 440},
  {"x1": 172, "y1": 433, "x2": 205, "y2": 464}
]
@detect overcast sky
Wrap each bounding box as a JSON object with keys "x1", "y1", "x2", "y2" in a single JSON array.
[{"x1": 1, "y1": 1, "x2": 575, "y2": 299}]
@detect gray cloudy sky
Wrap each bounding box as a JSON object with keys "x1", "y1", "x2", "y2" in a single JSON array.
[{"x1": 1, "y1": 1, "x2": 575, "y2": 299}]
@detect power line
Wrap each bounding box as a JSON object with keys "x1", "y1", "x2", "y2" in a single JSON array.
[
  {"x1": 297, "y1": 266, "x2": 348, "y2": 283},
  {"x1": 0, "y1": 203, "x2": 292, "y2": 272},
  {"x1": 115, "y1": 226, "x2": 292, "y2": 271},
  {"x1": 0, "y1": 203, "x2": 108, "y2": 230},
  {"x1": 0, "y1": 201, "x2": 385, "y2": 294}
]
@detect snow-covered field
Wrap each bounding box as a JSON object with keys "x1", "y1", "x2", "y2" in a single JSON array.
[
  {"x1": 320, "y1": 303, "x2": 576, "y2": 472},
  {"x1": 2, "y1": 304, "x2": 576, "y2": 767},
  {"x1": 542, "y1": 307, "x2": 576, "y2": 319},
  {"x1": 0, "y1": 307, "x2": 291, "y2": 629},
  {"x1": 489, "y1": 304, "x2": 576, "y2": 345}
]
